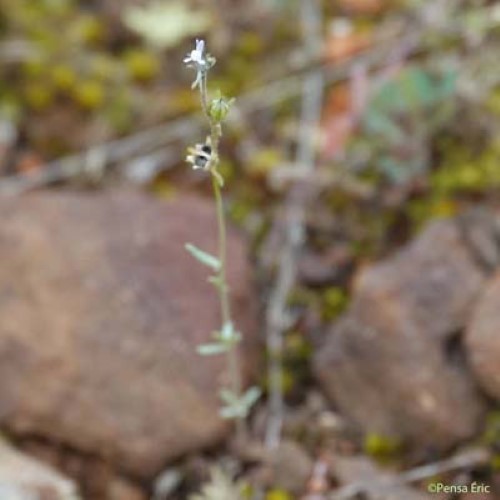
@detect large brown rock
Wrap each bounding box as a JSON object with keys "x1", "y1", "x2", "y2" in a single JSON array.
[
  {"x1": 0, "y1": 191, "x2": 258, "y2": 478},
  {"x1": 0, "y1": 440, "x2": 78, "y2": 499},
  {"x1": 465, "y1": 272, "x2": 500, "y2": 401},
  {"x1": 314, "y1": 218, "x2": 488, "y2": 454}
]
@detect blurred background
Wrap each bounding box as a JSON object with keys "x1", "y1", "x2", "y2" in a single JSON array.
[
  {"x1": 0, "y1": 0, "x2": 500, "y2": 499},
  {"x1": 1, "y1": 0, "x2": 500, "y2": 210}
]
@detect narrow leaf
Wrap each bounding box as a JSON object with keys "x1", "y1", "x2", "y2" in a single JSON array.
[
  {"x1": 220, "y1": 405, "x2": 242, "y2": 419},
  {"x1": 220, "y1": 322, "x2": 235, "y2": 341},
  {"x1": 197, "y1": 343, "x2": 228, "y2": 356},
  {"x1": 242, "y1": 386, "x2": 262, "y2": 409},
  {"x1": 220, "y1": 389, "x2": 238, "y2": 405},
  {"x1": 185, "y1": 243, "x2": 220, "y2": 271},
  {"x1": 212, "y1": 169, "x2": 225, "y2": 188},
  {"x1": 207, "y1": 275, "x2": 223, "y2": 288}
]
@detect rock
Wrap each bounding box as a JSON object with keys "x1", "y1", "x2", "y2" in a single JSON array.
[
  {"x1": 331, "y1": 454, "x2": 434, "y2": 500},
  {"x1": 465, "y1": 272, "x2": 500, "y2": 400},
  {"x1": 456, "y1": 208, "x2": 500, "y2": 272},
  {"x1": 20, "y1": 439, "x2": 114, "y2": 500},
  {"x1": 268, "y1": 440, "x2": 313, "y2": 495},
  {"x1": 314, "y1": 218, "x2": 487, "y2": 454},
  {"x1": 297, "y1": 246, "x2": 353, "y2": 287},
  {"x1": 247, "y1": 440, "x2": 313, "y2": 495},
  {"x1": 354, "y1": 218, "x2": 488, "y2": 341},
  {"x1": 152, "y1": 468, "x2": 182, "y2": 500},
  {"x1": 0, "y1": 119, "x2": 16, "y2": 169},
  {"x1": 0, "y1": 191, "x2": 258, "y2": 478},
  {"x1": 108, "y1": 477, "x2": 146, "y2": 500},
  {"x1": 0, "y1": 440, "x2": 78, "y2": 499}
]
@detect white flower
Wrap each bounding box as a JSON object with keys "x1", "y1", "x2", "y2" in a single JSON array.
[
  {"x1": 184, "y1": 39, "x2": 206, "y2": 65},
  {"x1": 186, "y1": 137, "x2": 213, "y2": 170},
  {"x1": 183, "y1": 39, "x2": 215, "y2": 89},
  {"x1": 186, "y1": 136, "x2": 224, "y2": 186}
]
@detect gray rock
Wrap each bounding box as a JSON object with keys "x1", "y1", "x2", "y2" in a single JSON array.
[
  {"x1": 314, "y1": 218, "x2": 487, "y2": 453},
  {"x1": 465, "y1": 272, "x2": 500, "y2": 400}
]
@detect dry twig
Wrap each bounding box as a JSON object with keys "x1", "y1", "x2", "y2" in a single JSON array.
[{"x1": 265, "y1": 0, "x2": 324, "y2": 449}]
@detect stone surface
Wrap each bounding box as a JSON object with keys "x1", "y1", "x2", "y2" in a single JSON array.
[
  {"x1": 465, "y1": 272, "x2": 500, "y2": 401},
  {"x1": 245, "y1": 439, "x2": 313, "y2": 495},
  {"x1": 0, "y1": 440, "x2": 78, "y2": 499},
  {"x1": 108, "y1": 477, "x2": 146, "y2": 500},
  {"x1": 314, "y1": 218, "x2": 488, "y2": 454},
  {"x1": 331, "y1": 454, "x2": 434, "y2": 500},
  {"x1": 456, "y1": 208, "x2": 500, "y2": 272},
  {"x1": 0, "y1": 190, "x2": 258, "y2": 478},
  {"x1": 268, "y1": 440, "x2": 313, "y2": 495}
]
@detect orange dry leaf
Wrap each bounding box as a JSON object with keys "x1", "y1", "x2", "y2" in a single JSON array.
[
  {"x1": 321, "y1": 66, "x2": 369, "y2": 159},
  {"x1": 321, "y1": 85, "x2": 355, "y2": 159},
  {"x1": 324, "y1": 84, "x2": 352, "y2": 116}
]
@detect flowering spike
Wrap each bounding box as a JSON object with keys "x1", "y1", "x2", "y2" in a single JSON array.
[{"x1": 183, "y1": 39, "x2": 249, "y2": 439}]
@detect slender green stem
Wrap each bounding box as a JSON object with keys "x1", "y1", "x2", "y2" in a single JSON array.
[
  {"x1": 200, "y1": 73, "x2": 209, "y2": 117},
  {"x1": 200, "y1": 72, "x2": 245, "y2": 440},
  {"x1": 211, "y1": 176, "x2": 230, "y2": 324},
  {"x1": 211, "y1": 175, "x2": 244, "y2": 440}
]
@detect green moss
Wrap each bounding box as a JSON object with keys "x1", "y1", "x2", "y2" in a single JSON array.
[
  {"x1": 285, "y1": 331, "x2": 312, "y2": 361},
  {"x1": 237, "y1": 32, "x2": 265, "y2": 57},
  {"x1": 321, "y1": 287, "x2": 348, "y2": 321},
  {"x1": 482, "y1": 410, "x2": 500, "y2": 446},
  {"x1": 3, "y1": 0, "x2": 166, "y2": 142},
  {"x1": 409, "y1": 139, "x2": 500, "y2": 230},
  {"x1": 123, "y1": 49, "x2": 160, "y2": 82},
  {"x1": 0, "y1": 97, "x2": 21, "y2": 123},
  {"x1": 287, "y1": 286, "x2": 316, "y2": 308},
  {"x1": 485, "y1": 88, "x2": 500, "y2": 115},
  {"x1": 266, "y1": 490, "x2": 293, "y2": 500},
  {"x1": 75, "y1": 14, "x2": 105, "y2": 45},
  {"x1": 432, "y1": 142, "x2": 500, "y2": 194},
  {"x1": 51, "y1": 64, "x2": 77, "y2": 92},
  {"x1": 491, "y1": 454, "x2": 500, "y2": 471},
  {"x1": 22, "y1": 58, "x2": 46, "y2": 78},
  {"x1": 262, "y1": 330, "x2": 313, "y2": 397},
  {"x1": 105, "y1": 91, "x2": 134, "y2": 133},
  {"x1": 24, "y1": 83, "x2": 54, "y2": 110},
  {"x1": 408, "y1": 196, "x2": 458, "y2": 230},
  {"x1": 89, "y1": 55, "x2": 118, "y2": 82},
  {"x1": 364, "y1": 432, "x2": 402, "y2": 461},
  {"x1": 262, "y1": 368, "x2": 294, "y2": 396},
  {"x1": 72, "y1": 80, "x2": 105, "y2": 109}
]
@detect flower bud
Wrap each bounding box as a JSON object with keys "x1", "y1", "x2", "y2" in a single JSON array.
[{"x1": 209, "y1": 95, "x2": 235, "y2": 122}]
